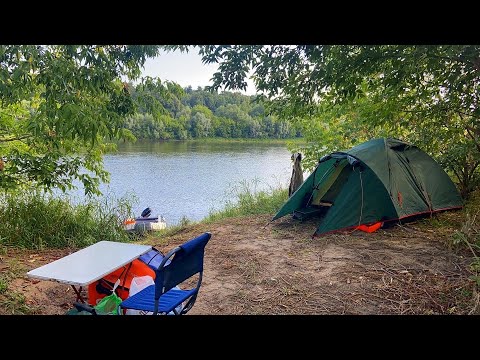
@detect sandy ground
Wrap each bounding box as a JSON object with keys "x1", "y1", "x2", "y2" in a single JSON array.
[{"x1": 1, "y1": 213, "x2": 478, "y2": 315}]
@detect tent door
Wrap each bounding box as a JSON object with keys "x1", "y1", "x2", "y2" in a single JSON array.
[
  {"x1": 293, "y1": 160, "x2": 352, "y2": 221},
  {"x1": 310, "y1": 160, "x2": 350, "y2": 206}
]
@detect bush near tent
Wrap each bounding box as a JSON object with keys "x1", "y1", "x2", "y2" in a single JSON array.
[{"x1": 273, "y1": 138, "x2": 463, "y2": 237}]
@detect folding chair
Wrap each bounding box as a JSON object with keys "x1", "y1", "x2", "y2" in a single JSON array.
[{"x1": 119, "y1": 232, "x2": 211, "y2": 315}]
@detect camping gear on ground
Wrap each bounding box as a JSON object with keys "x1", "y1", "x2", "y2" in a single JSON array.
[
  {"x1": 123, "y1": 207, "x2": 167, "y2": 233},
  {"x1": 273, "y1": 138, "x2": 463, "y2": 237},
  {"x1": 141, "y1": 207, "x2": 152, "y2": 218},
  {"x1": 92, "y1": 279, "x2": 122, "y2": 314},
  {"x1": 71, "y1": 280, "x2": 123, "y2": 315},
  {"x1": 26, "y1": 241, "x2": 152, "y2": 304},
  {"x1": 125, "y1": 275, "x2": 155, "y2": 315},
  {"x1": 134, "y1": 216, "x2": 167, "y2": 231},
  {"x1": 125, "y1": 276, "x2": 183, "y2": 315},
  {"x1": 65, "y1": 307, "x2": 92, "y2": 315},
  {"x1": 87, "y1": 248, "x2": 165, "y2": 305},
  {"x1": 356, "y1": 221, "x2": 383, "y2": 233},
  {"x1": 119, "y1": 232, "x2": 211, "y2": 315}
]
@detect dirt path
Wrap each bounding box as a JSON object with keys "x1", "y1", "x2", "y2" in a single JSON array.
[{"x1": 1, "y1": 214, "x2": 477, "y2": 315}]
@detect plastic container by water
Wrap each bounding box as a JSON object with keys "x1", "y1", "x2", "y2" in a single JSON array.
[{"x1": 123, "y1": 218, "x2": 136, "y2": 231}]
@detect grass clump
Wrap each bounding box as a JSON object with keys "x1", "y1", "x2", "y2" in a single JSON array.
[
  {"x1": 451, "y1": 191, "x2": 480, "y2": 275},
  {"x1": 0, "y1": 291, "x2": 36, "y2": 315},
  {"x1": 0, "y1": 191, "x2": 136, "y2": 250},
  {"x1": 448, "y1": 191, "x2": 480, "y2": 313},
  {"x1": 0, "y1": 259, "x2": 37, "y2": 314},
  {"x1": 149, "y1": 215, "x2": 195, "y2": 239},
  {"x1": 453, "y1": 212, "x2": 480, "y2": 275},
  {"x1": 205, "y1": 179, "x2": 288, "y2": 222}
]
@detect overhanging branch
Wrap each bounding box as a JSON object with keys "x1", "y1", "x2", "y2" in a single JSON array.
[{"x1": 0, "y1": 135, "x2": 31, "y2": 143}]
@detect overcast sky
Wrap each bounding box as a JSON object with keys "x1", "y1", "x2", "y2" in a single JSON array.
[{"x1": 141, "y1": 49, "x2": 257, "y2": 95}]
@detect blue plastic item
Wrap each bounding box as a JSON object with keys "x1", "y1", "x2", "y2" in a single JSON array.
[
  {"x1": 120, "y1": 232, "x2": 211, "y2": 315},
  {"x1": 138, "y1": 248, "x2": 170, "y2": 270}
]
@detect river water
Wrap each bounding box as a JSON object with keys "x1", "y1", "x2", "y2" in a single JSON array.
[{"x1": 68, "y1": 140, "x2": 293, "y2": 226}]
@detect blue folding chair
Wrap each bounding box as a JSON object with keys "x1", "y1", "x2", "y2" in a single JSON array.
[{"x1": 119, "y1": 232, "x2": 211, "y2": 315}]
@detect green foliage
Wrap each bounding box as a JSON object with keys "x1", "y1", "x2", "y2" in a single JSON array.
[
  {"x1": 193, "y1": 45, "x2": 480, "y2": 195},
  {"x1": 452, "y1": 209, "x2": 480, "y2": 286},
  {"x1": 178, "y1": 215, "x2": 192, "y2": 227},
  {"x1": 0, "y1": 291, "x2": 36, "y2": 315},
  {"x1": 132, "y1": 76, "x2": 184, "y2": 119},
  {"x1": 0, "y1": 258, "x2": 37, "y2": 314},
  {"x1": 146, "y1": 215, "x2": 196, "y2": 239},
  {"x1": 0, "y1": 45, "x2": 162, "y2": 195},
  {"x1": 0, "y1": 278, "x2": 7, "y2": 294},
  {"x1": 205, "y1": 179, "x2": 288, "y2": 222},
  {"x1": 124, "y1": 85, "x2": 300, "y2": 140},
  {"x1": 197, "y1": 46, "x2": 480, "y2": 117},
  {"x1": 0, "y1": 191, "x2": 136, "y2": 249}
]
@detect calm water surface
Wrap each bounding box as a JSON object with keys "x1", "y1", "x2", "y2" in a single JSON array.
[{"x1": 70, "y1": 141, "x2": 293, "y2": 225}]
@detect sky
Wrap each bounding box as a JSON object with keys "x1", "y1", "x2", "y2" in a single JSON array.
[{"x1": 141, "y1": 50, "x2": 257, "y2": 95}]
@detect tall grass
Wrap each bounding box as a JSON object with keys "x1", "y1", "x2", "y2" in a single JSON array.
[
  {"x1": 204, "y1": 179, "x2": 288, "y2": 222},
  {"x1": 0, "y1": 191, "x2": 136, "y2": 250}
]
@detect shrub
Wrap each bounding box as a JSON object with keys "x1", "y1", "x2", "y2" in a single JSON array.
[
  {"x1": 0, "y1": 191, "x2": 136, "y2": 250},
  {"x1": 205, "y1": 179, "x2": 288, "y2": 222}
]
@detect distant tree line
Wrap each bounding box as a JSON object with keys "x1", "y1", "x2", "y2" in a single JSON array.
[{"x1": 124, "y1": 81, "x2": 301, "y2": 140}]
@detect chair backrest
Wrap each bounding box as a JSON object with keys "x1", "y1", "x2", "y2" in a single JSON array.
[{"x1": 154, "y1": 232, "x2": 211, "y2": 300}]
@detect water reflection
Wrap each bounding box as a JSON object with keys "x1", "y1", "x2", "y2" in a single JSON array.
[{"x1": 71, "y1": 140, "x2": 293, "y2": 225}]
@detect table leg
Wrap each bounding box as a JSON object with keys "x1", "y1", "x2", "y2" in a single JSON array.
[{"x1": 72, "y1": 285, "x2": 85, "y2": 303}]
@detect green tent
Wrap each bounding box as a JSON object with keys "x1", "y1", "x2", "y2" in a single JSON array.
[{"x1": 273, "y1": 138, "x2": 463, "y2": 237}]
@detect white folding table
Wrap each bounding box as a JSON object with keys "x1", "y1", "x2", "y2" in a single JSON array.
[{"x1": 26, "y1": 241, "x2": 152, "y2": 303}]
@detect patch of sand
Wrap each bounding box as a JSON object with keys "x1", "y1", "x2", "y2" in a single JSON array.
[{"x1": 1, "y1": 214, "x2": 476, "y2": 315}]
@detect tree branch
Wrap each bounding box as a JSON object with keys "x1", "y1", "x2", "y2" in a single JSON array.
[
  {"x1": 0, "y1": 135, "x2": 31, "y2": 143},
  {"x1": 466, "y1": 127, "x2": 480, "y2": 154},
  {"x1": 452, "y1": 167, "x2": 462, "y2": 184}
]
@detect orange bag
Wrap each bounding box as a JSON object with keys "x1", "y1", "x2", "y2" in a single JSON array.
[
  {"x1": 356, "y1": 221, "x2": 383, "y2": 233},
  {"x1": 87, "y1": 258, "x2": 156, "y2": 305}
]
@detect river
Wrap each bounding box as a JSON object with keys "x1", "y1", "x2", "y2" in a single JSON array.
[{"x1": 67, "y1": 140, "x2": 294, "y2": 226}]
